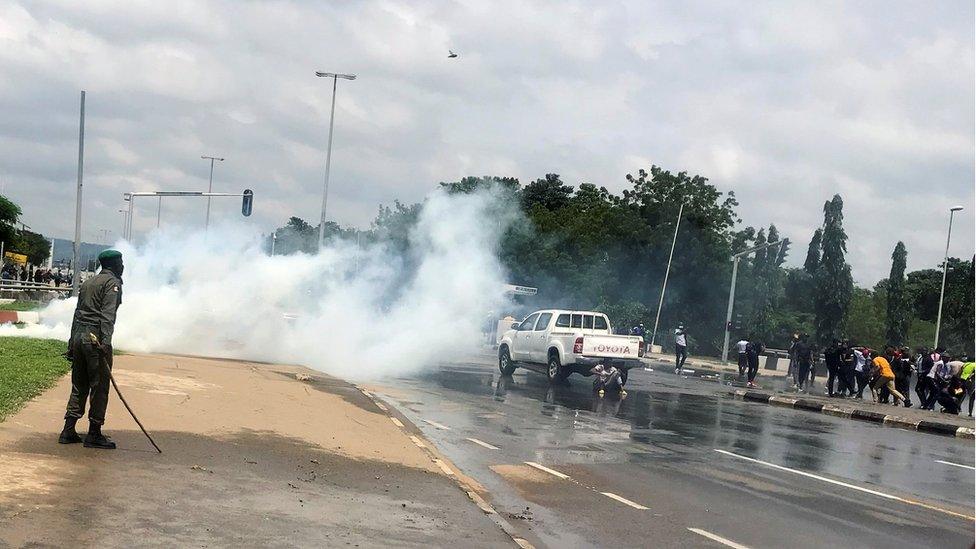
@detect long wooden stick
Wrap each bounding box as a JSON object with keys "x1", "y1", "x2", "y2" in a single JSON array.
[{"x1": 107, "y1": 368, "x2": 162, "y2": 454}]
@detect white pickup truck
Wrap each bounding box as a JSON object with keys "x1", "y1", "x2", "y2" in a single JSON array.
[{"x1": 497, "y1": 309, "x2": 644, "y2": 384}]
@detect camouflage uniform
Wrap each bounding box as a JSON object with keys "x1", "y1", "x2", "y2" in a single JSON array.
[{"x1": 64, "y1": 270, "x2": 122, "y2": 426}]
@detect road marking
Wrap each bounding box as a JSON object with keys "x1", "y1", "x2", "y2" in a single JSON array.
[
  {"x1": 936, "y1": 460, "x2": 975, "y2": 471},
  {"x1": 389, "y1": 417, "x2": 404, "y2": 428},
  {"x1": 375, "y1": 402, "x2": 388, "y2": 412},
  {"x1": 434, "y1": 459, "x2": 455, "y2": 476},
  {"x1": 524, "y1": 461, "x2": 569, "y2": 479},
  {"x1": 600, "y1": 492, "x2": 649, "y2": 510},
  {"x1": 687, "y1": 528, "x2": 751, "y2": 549},
  {"x1": 423, "y1": 419, "x2": 451, "y2": 430},
  {"x1": 714, "y1": 449, "x2": 975, "y2": 521},
  {"x1": 409, "y1": 435, "x2": 426, "y2": 449},
  {"x1": 360, "y1": 389, "x2": 372, "y2": 398},
  {"x1": 465, "y1": 437, "x2": 499, "y2": 450}
]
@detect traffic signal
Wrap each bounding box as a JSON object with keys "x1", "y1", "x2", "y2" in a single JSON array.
[
  {"x1": 242, "y1": 189, "x2": 253, "y2": 217},
  {"x1": 775, "y1": 238, "x2": 790, "y2": 265}
]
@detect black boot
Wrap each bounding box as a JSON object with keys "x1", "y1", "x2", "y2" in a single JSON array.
[
  {"x1": 83, "y1": 424, "x2": 116, "y2": 449},
  {"x1": 58, "y1": 418, "x2": 82, "y2": 444}
]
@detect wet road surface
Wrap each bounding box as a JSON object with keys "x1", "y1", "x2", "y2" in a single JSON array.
[{"x1": 373, "y1": 359, "x2": 975, "y2": 548}]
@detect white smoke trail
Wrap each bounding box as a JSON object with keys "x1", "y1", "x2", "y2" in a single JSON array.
[{"x1": 2, "y1": 188, "x2": 518, "y2": 380}]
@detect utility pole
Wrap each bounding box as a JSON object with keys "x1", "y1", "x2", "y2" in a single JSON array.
[
  {"x1": 201, "y1": 155, "x2": 224, "y2": 229},
  {"x1": 721, "y1": 240, "x2": 782, "y2": 364},
  {"x1": 934, "y1": 206, "x2": 964, "y2": 348},
  {"x1": 72, "y1": 91, "x2": 86, "y2": 297},
  {"x1": 650, "y1": 201, "x2": 684, "y2": 350},
  {"x1": 314, "y1": 71, "x2": 356, "y2": 250}
]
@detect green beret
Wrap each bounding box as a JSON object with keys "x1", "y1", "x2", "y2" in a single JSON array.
[{"x1": 97, "y1": 249, "x2": 122, "y2": 261}]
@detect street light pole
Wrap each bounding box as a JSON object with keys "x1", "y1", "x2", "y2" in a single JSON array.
[
  {"x1": 650, "y1": 201, "x2": 684, "y2": 350},
  {"x1": 72, "y1": 90, "x2": 86, "y2": 297},
  {"x1": 314, "y1": 71, "x2": 356, "y2": 250},
  {"x1": 721, "y1": 240, "x2": 783, "y2": 364},
  {"x1": 934, "y1": 206, "x2": 964, "y2": 349},
  {"x1": 201, "y1": 155, "x2": 224, "y2": 229}
]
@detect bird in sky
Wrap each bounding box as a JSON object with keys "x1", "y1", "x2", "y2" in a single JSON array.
[{"x1": 448, "y1": 50, "x2": 458, "y2": 59}]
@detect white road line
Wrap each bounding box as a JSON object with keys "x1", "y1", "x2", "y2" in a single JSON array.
[
  {"x1": 600, "y1": 492, "x2": 649, "y2": 510},
  {"x1": 936, "y1": 459, "x2": 976, "y2": 471},
  {"x1": 423, "y1": 419, "x2": 451, "y2": 430},
  {"x1": 389, "y1": 417, "x2": 404, "y2": 428},
  {"x1": 360, "y1": 389, "x2": 372, "y2": 398},
  {"x1": 714, "y1": 449, "x2": 975, "y2": 521},
  {"x1": 409, "y1": 435, "x2": 426, "y2": 449},
  {"x1": 465, "y1": 437, "x2": 500, "y2": 450},
  {"x1": 375, "y1": 402, "x2": 388, "y2": 412},
  {"x1": 524, "y1": 461, "x2": 569, "y2": 479},
  {"x1": 434, "y1": 459, "x2": 455, "y2": 476},
  {"x1": 687, "y1": 528, "x2": 751, "y2": 549}
]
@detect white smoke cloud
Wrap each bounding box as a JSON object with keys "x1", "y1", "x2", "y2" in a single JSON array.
[{"x1": 2, "y1": 188, "x2": 517, "y2": 380}]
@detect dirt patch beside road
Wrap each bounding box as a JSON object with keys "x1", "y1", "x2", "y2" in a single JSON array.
[{"x1": 0, "y1": 353, "x2": 512, "y2": 547}]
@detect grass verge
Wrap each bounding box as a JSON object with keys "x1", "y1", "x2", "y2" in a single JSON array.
[
  {"x1": 0, "y1": 301, "x2": 42, "y2": 311},
  {"x1": 0, "y1": 337, "x2": 69, "y2": 420}
]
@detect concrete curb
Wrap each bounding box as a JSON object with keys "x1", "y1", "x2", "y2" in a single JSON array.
[
  {"x1": 730, "y1": 389, "x2": 972, "y2": 438},
  {"x1": 0, "y1": 310, "x2": 39, "y2": 324},
  {"x1": 355, "y1": 386, "x2": 535, "y2": 549}
]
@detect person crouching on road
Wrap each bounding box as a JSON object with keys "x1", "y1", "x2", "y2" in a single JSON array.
[
  {"x1": 869, "y1": 351, "x2": 905, "y2": 406},
  {"x1": 59, "y1": 249, "x2": 124, "y2": 450},
  {"x1": 590, "y1": 364, "x2": 626, "y2": 397}
]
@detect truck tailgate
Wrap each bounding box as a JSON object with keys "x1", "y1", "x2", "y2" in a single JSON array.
[{"x1": 581, "y1": 335, "x2": 642, "y2": 360}]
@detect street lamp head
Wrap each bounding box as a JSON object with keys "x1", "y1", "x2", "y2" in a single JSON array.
[
  {"x1": 315, "y1": 71, "x2": 356, "y2": 80},
  {"x1": 950, "y1": 206, "x2": 964, "y2": 212}
]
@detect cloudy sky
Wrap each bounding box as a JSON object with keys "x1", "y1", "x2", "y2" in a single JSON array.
[{"x1": 0, "y1": 0, "x2": 972, "y2": 284}]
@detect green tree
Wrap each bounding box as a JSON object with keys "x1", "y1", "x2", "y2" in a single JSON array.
[
  {"x1": 803, "y1": 228, "x2": 822, "y2": 274},
  {"x1": 13, "y1": 230, "x2": 50, "y2": 265},
  {"x1": 884, "y1": 241, "x2": 910, "y2": 346},
  {"x1": 814, "y1": 195, "x2": 853, "y2": 344},
  {"x1": 521, "y1": 174, "x2": 574, "y2": 212},
  {"x1": 0, "y1": 194, "x2": 21, "y2": 253}
]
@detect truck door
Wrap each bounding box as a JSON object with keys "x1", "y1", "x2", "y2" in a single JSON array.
[
  {"x1": 529, "y1": 312, "x2": 553, "y2": 362},
  {"x1": 512, "y1": 313, "x2": 539, "y2": 361}
]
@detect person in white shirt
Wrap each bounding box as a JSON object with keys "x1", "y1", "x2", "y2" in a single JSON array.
[
  {"x1": 735, "y1": 338, "x2": 749, "y2": 378},
  {"x1": 674, "y1": 325, "x2": 688, "y2": 374}
]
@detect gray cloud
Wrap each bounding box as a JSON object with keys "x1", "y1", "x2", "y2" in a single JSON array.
[{"x1": 0, "y1": 0, "x2": 972, "y2": 284}]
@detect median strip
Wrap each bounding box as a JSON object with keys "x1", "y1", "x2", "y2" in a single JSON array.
[{"x1": 389, "y1": 417, "x2": 404, "y2": 428}]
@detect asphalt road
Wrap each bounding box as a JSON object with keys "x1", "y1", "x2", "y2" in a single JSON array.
[{"x1": 373, "y1": 358, "x2": 976, "y2": 549}]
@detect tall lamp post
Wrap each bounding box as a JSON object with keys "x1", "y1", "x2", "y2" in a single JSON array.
[
  {"x1": 721, "y1": 240, "x2": 783, "y2": 364},
  {"x1": 201, "y1": 155, "x2": 224, "y2": 229},
  {"x1": 934, "y1": 205, "x2": 964, "y2": 348},
  {"x1": 314, "y1": 71, "x2": 356, "y2": 250},
  {"x1": 650, "y1": 201, "x2": 684, "y2": 350}
]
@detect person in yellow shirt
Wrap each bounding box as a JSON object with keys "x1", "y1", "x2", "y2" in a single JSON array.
[{"x1": 870, "y1": 352, "x2": 905, "y2": 405}]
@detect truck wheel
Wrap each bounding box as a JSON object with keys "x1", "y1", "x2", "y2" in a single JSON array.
[
  {"x1": 620, "y1": 368, "x2": 629, "y2": 386},
  {"x1": 547, "y1": 354, "x2": 566, "y2": 383},
  {"x1": 498, "y1": 347, "x2": 516, "y2": 376}
]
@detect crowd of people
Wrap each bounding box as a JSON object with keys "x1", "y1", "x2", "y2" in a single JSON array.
[
  {"x1": 0, "y1": 263, "x2": 74, "y2": 287},
  {"x1": 785, "y1": 335, "x2": 975, "y2": 417}
]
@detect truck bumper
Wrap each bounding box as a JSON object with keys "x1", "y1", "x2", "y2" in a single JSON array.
[{"x1": 572, "y1": 357, "x2": 642, "y2": 372}]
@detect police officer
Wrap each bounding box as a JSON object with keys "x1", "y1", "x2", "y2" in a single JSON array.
[{"x1": 58, "y1": 249, "x2": 123, "y2": 449}]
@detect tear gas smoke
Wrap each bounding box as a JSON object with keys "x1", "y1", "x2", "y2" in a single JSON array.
[{"x1": 3, "y1": 188, "x2": 519, "y2": 380}]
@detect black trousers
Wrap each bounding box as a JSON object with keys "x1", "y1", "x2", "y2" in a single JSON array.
[
  {"x1": 64, "y1": 333, "x2": 112, "y2": 426},
  {"x1": 838, "y1": 366, "x2": 857, "y2": 395},
  {"x1": 737, "y1": 353, "x2": 748, "y2": 377},
  {"x1": 747, "y1": 355, "x2": 760, "y2": 382},
  {"x1": 826, "y1": 364, "x2": 839, "y2": 395},
  {"x1": 675, "y1": 345, "x2": 687, "y2": 370},
  {"x1": 915, "y1": 375, "x2": 930, "y2": 405},
  {"x1": 797, "y1": 362, "x2": 811, "y2": 388},
  {"x1": 855, "y1": 370, "x2": 870, "y2": 397},
  {"x1": 895, "y1": 377, "x2": 912, "y2": 406}
]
